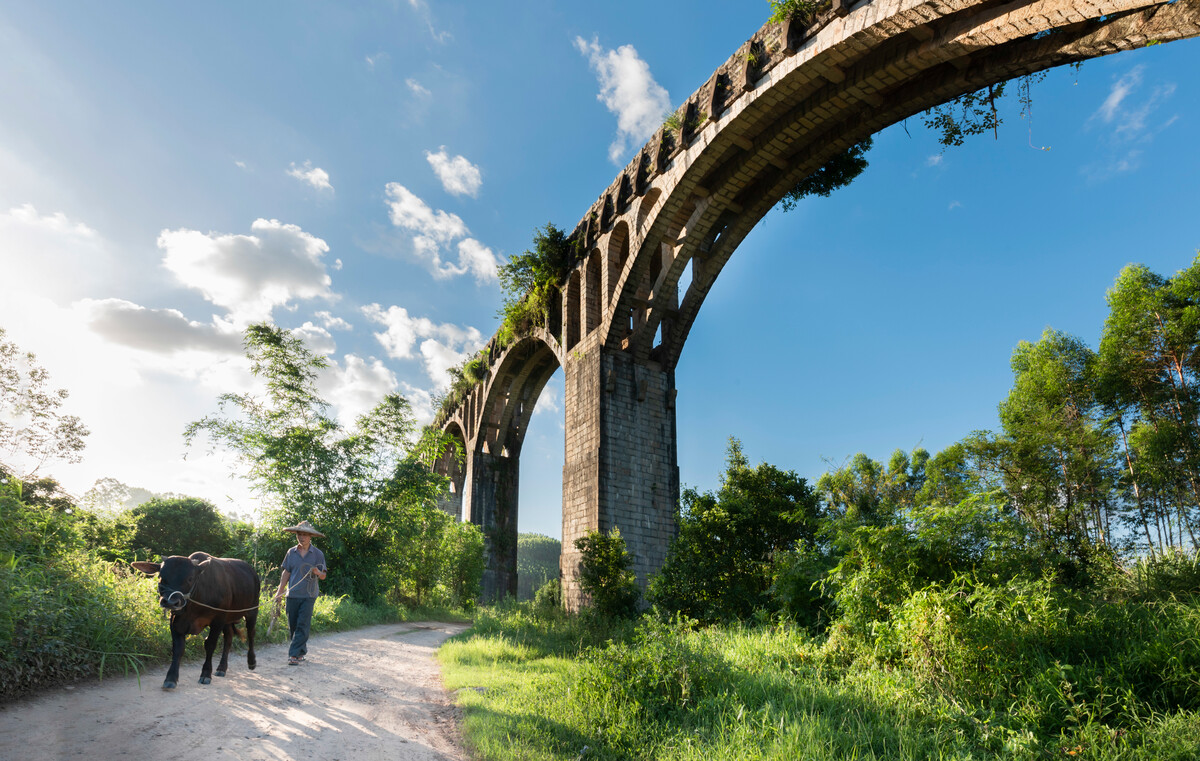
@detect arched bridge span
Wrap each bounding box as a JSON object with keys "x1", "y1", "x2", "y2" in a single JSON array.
[{"x1": 436, "y1": 0, "x2": 1200, "y2": 606}]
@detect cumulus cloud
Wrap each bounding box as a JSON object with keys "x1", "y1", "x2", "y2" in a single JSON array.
[
  {"x1": 292, "y1": 321, "x2": 337, "y2": 356},
  {"x1": 362, "y1": 303, "x2": 484, "y2": 387},
  {"x1": 426, "y1": 147, "x2": 483, "y2": 198},
  {"x1": 287, "y1": 161, "x2": 334, "y2": 192},
  {"x1": 158, "y1": 218, "x2": 336, "y2": 324},
  {"x1": 320, "y1": 354, "x2": 399, "y2": 427},
  {"x1": 382, "y1": 183, "x2": 500, "y2": 282},
  {"x1": 0, "y1": 204, "x2": 112, "y2": 300},
  {"x1": 314, "y1": 310, "x2": 353, "y2": 331},
  {"x1": 78, "y1": 298, "x2": 243, "y2": 355},
  {"x1": 574, "y1": 35, "x2": 671, "y2": 164}
]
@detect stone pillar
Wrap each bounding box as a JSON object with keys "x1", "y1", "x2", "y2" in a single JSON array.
[
  {"x1": 467, "y1": 449, "x2": 520, "y2": 602},
  {"x1": 561, "y1": 337, "x2": 679, "y2": 610}
]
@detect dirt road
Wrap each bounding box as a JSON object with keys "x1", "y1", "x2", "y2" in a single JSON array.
[{"x1": 0, "y1": 621, "x2": 471, "y2": 761}]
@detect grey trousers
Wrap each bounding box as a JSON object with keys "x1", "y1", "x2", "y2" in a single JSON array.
[{"x1": 286, "y1": 596, "x2": 316, "y2": 658}]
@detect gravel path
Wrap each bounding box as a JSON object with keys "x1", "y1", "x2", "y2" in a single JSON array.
[{"x1": 0, "y1": 621, "x2": 471, "y2": 761}]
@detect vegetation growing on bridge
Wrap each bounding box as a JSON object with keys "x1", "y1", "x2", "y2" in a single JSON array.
[
  {"x1": 433, "y1": 223, "x2": 577, "y2": 425},
  {"x1": 442, "y1": 254, "x2": 1200, "y2": 760},
  {"x1": 780, "y1": 138, "x2": 874, "y2": 211}
]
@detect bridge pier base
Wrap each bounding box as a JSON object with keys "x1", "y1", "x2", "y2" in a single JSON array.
[
  {"x1": 561, "y1": 341, "x2": 679, "y2": 611},
  {"x1": 467, "y1": 449, "x2": 520, "y2": 602}
]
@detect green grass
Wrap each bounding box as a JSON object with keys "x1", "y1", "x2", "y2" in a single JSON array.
[{"x1": 439, "y1": 600, "x2": 1200, "y2": 761}]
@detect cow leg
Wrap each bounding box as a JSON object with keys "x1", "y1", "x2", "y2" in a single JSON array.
[
  {"x1": 199, "y1": 624, "x2": 220, "y2": 684},
  {"x1": 215, "y1": 625, "x2": 233, "y2": 677},
  {"x1": 245, "y1": 609, "x2": 257, "y2": 671},
  {"x1": 163, "y1": 630, "x2": 185, "y2": 690}
]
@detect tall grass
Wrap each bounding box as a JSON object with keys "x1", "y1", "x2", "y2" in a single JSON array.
[{"x1": 440, "y1": 583, "x2": 1200, "y2": 761}]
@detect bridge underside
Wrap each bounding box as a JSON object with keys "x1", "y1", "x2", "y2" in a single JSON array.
[{"x1": 435, "y1": 0, "x2": 1200, "y2": 609}]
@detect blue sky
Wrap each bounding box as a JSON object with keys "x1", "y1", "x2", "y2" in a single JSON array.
[{"x1": 1, "y1": 2, "x2": 1197, "y2": 539}]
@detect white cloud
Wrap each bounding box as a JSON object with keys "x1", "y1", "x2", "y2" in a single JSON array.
[
  {"x1": 158, "y1": 218, "x2": 336, "y2": 325},
  {"x1": 426, "y1": 147, "x2": 483, "y2": 198},
  {"x1": 365, "y1": 52, "x2": 389, "y2": 70},
  {"x1": 0, "y1": 204, "x2": 112, "y2": 300},
  {"x1": 948, "y1": 200, "x2": 962, "y2": 210},
  {"x1": 77, "y1": 298, "x2": 243, "y2": 355},
  {"x1": 407, "y1": 0, "x2": 451, "y2": 43},
  {"x1": 362, "y1": 303, "x2": 484, "y2": 386},
  {"x1": 287, "y1": 160, "x2": 334, "y2": 193},
  {"x1": 292, "y1": 321, "x2": 337, "y2": 356},
  {"x1": 406, "y1": 78, "x2": 431, "y2": 98},
  {"x1": 1085, "y1": 64, "x2": 1178, "y2": 179},
  {"x1": 235, "y1": 160, "x2": 248, "y2": 170},
  {"x1": 314, "y1": 310, "x2": 353, "y2": 331},
  {"x1": 574, "y1": 35, "x2": 671, "y2": 164},
  {"x1": 382, "y1": 183, "x2": 500, "y2": 282},
  {"x1": 320, "y1": 354, "x2": 398, "y2": 427},
  {"x1": 926, "y1": 154, "x2": 943, "y2": 167},
  {"x1": 455, "y1": 238, "x2": 499, "y2": 282}
]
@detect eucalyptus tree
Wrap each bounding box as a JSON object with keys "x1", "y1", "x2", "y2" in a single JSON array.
[
  {"x1": 1098, "y1": 260, "x2": 1200, "y2": 551},
  {"x1": 185, "y1": 323, "x2": 459, "y2": 601},
  {"x1": 996, "y1": 328, "x2": 1119, "y2": 549}
]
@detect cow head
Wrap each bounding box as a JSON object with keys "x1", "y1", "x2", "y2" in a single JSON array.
[{"x1": 131, "y1": 556, "x2": 204, "y2": 612}]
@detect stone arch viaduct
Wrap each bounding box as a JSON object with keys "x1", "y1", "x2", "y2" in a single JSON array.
[{"x1": 434, "y1": 0, "x2": 1200, "y2": 607}]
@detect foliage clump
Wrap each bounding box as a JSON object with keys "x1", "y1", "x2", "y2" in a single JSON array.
[
  {"x1": 497, "y1": 222, "x2": 576, "y2": 346},
  {"x1": 650, "y1": 437, "x2": 822, "y2": 622},
  {"x1": 780, "y1": 139, "x2": 873, "y2": 212},
  {"x1": 576, "y1": 527, "x2": 641, "y2": 619}
]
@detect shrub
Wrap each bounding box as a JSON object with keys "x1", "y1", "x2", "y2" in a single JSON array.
[
  {"x1": 576, "y1": 528, "x2": 640, "y2": 618},
  {"x1": 579, "y1": 613, "x2": 731, "y2": 743},
  {"x1": 533, "y1": 577, "x2": 562, "y2": 612}
]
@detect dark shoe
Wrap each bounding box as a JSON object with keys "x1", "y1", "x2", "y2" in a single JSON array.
[{"x1": 288, "y1": 656, "x2": 300, "y2": 665}]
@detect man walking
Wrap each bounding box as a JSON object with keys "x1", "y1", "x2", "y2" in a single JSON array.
[{"x1": 274, "y1": 520, "x2": 328, "y2": 665}]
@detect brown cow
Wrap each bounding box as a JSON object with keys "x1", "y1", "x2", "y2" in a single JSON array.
[{"x1": 132, "y1": 552, "x2": 260, "y2": 690}]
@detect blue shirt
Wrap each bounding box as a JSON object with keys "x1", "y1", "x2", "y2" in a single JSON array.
[{"x1": 281, "y1": 544, "x2": 327, "y2": 598}]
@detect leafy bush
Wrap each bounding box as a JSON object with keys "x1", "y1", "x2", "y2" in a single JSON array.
[
  {"x1": 128, "y1": 496, "x2": 232, "y2": 558},
  {"x1": 580, "y1": 614, "x2": 729, "y2": 720},
  {"x1": 650, "y1": 438, "x2": 822, "y2": 622},
  {"x1": 534, "y1": 577, "x2": 562, "y2": 611},
  {"x1": 576, "y1": 528, "x2": 640, "y2": 618}
]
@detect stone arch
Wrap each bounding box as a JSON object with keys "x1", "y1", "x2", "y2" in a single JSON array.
[{"x1": 437, "y1": 0, "x2": 1200, "y2": 607}]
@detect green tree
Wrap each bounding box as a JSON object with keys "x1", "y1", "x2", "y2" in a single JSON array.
[
  {"x1": 650, "y1": 438, "x2": 822, "y2": 622},
  {"x1": 996, "y1": 329, "x2": 1119, "y2": 551},
  {"x1": 1098, "y1": 259, "x2": 1200, "y2": 551},
  {"x1": 517, "y1": 533, "x2": 561, "y2": 600},
  {"x1": 128, "y1": 497, "x2": 232, "y2": 559},
  {"x1": 576, "y1": 528, "x2": 640, "y2": 619},
  {"x1": 185, "y1": 323, "x2": 457, "y2": 602}
]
